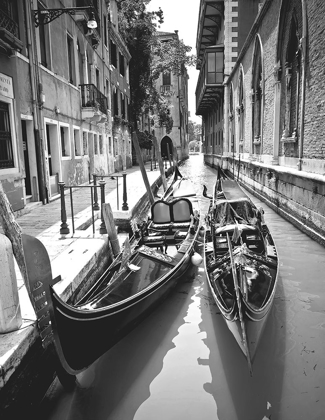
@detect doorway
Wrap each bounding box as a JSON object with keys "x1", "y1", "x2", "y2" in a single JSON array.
[
  {"x1": 45, "y1": 122, "x2": 61, "y2": 197},
  {"x1": 161, "y1": 136, "x2": 174, "y2": 161},
  {"x1": 21, "y1": 118, "x2": 39, "y2": 202}
]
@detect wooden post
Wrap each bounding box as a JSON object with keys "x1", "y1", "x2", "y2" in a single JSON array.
[
  {"x1": 102, "y1": 203, "x2": 120, "y2": 257},
  {"x1": 99, "y1": 180, "x2": 107, "y2": 234},
  {"x1": 132, "y1": 131, "x2": 155, "y2": 205},
  {"x1": 151, "y1": 131, "x2": 167, "y2": 191},
  {"x1": 0, "y1": 182, "x2": 31, "y2": 300}
]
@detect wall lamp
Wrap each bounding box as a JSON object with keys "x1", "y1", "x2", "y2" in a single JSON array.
[{"x1": 33, "y1": 6, "x2": 97, "y2": 29}]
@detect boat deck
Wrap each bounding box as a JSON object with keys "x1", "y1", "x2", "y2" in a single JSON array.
[{"x1": 221, "y1": 180, "x2": 247, "y2": 201}]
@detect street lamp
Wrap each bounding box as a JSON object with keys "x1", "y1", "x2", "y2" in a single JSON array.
[{"x1": 33, "y1": 6, "x2": 97, "y2": 28}]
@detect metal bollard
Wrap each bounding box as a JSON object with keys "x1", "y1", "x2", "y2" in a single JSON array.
[
  {"x1": 99, "y1": 180, "x2": 107, "y2": 234},
  {"x1": 0, "y1": 234, "x2": 22, "y2": 333},
  {"x1": 59, "y1": 182, "x2": 70, "y2": 235},
  {"x1": 93, "y1": 174, "x2": 100, "y2": 210},
  {"x1": 122, "y1": 172, "x2": 129, "y2": 211}
]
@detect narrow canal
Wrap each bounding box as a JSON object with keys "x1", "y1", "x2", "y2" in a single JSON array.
[{"x1": 35, "y1": 155, "x2": 325, "y2": 420}]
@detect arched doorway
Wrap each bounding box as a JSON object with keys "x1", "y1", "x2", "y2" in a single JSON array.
[{"x1": 161, "y1": 136, "x2": 173, "y2": 160}]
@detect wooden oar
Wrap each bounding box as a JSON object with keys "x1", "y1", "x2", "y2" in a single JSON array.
[{"x1": 226, "y1": 233, "x2": 253, "y2": 375}]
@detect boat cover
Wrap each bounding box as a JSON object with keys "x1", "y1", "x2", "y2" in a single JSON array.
[{"x1": 213, "y1": 198, "x2": 260, "y2": 227}]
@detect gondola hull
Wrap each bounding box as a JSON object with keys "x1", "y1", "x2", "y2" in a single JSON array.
[
  {"x1": 51, "y1": 244, "x2": 195, "y2": 373},
  {"x1": 24, "y1": 166, "x2": 201, "y2": 377},
  {"x1": 203, "y1": 175, "x2": 279, "y2": 373}
]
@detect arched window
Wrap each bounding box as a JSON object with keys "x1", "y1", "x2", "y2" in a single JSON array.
[
  {"x1": 229, "y1": 84, "x2": 235, "y2": 153},
  {"x1": 251, "y1": 37, "x2": 263, "y2": 150},
  {"x1": 281, "y1": 15, "x2": 300, "y2": 141},
  {"x1": 237, "y1": 68, "x2": 245, "y2": 150}
]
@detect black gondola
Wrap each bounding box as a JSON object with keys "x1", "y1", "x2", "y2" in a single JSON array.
[
  {"x1": 203, "y1": 172, "x2": 279, "y2": 375},
  {"x1": 23, "y1": 167, "x2": 201, "y2": 381}
]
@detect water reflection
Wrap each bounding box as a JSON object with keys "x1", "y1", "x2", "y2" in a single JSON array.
[{"x1": 36, "y1": 155, "x2": 325, "y2": 420}]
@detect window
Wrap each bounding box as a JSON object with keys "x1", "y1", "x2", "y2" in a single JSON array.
[
  {"x1": 77, "y1": 40, "x2": 84, "y2": 85},
  {"x1": 114, "y1": 137, "x2": 118, "y2": 155},
  {"x1": 88, "y1": 132, "x2": 94, "y2": 156},
  {"x1": 73, "y1": 127, "x2": 82, "y2": 157},
  {"x1": 282, "y1": 16, "x2": 300, "y2": 141},
  {"x1": 252, "y1": 38, "x2": 263, "y2": 145},
  {"x1": 94, "y1": 134, "x2": 99, "y2": 155},
  {"x1": 105, "y1": 78, "x2": 109, "y2": 97},
  {"x1": 38, "y1": 2, "x2": 50, "y2": 68},
  {"x1": 87, "y1": 52, "x2": 92, "y2": 84},
  {"x1": 110, "y1": 41, "x2": 117, "y2": 67},
  {"x1": 124, "y1": 97, "x2": 128, "y2": 120},
  {"x1": 60, "y1": 125, "x2": 70, "y2": 157},
  {"x1": 96, "y1": 68, "x2": 100, "y2": 90},
  {"x1": 67, "y1": 34, "x2": 75, "y2": 84},
  {"x1": 82, "y1": 131, "x2": 88, "y2": 155},
  {"x1": 103, "y1": 15, "x2": 108, "y2": 47},
  {"x1": 119, "y1": 52, "x2": 125, "y2": 76},
  {"x1": 238, "y1": 70, "x2": 245, "y2": 146},
  {"x1": 113, "y1": 89, "x2": 118, "y2": 116},
  {"x1": 0, "y1": 102, "x2": 14, "y2": 168},
  {"x1": 207, "y1": 50, "x2": 224, "y2": 84},
  {"x1": 121, "y1": 93, "x2": 125, "y2": 119},
  {"x1": 108, "y1": 136, "x2": 112, "y2": 154},
  {"x1": 99, "y1": 135, "x2": 103, "y2": 154},
  {"x1": 163, "y1": 71, "x2": 171, "y2": 86}
]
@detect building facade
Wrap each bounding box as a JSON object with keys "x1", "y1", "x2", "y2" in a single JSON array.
[
  {"x1": 196, "y1": 0, "x2": 325, "y2": 244},
  {"x1": 154, "y1": 31, "x2": 190, "y2": 162},
  {"x1": 0, "y1": 0, "x2": 131, "y2": 211}
]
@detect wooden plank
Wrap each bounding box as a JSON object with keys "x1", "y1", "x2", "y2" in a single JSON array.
[
  {"x1": 0, "y1": 182, "x2": 31, "y2": 298},
  {"x1": 151, "y1": 130, "x2": 167, "y2": 191},
  {"x1": 132, "y1": 132, "x2": 155, "y2": 204},
  {"x1": 102, "y1": 203, "x2": 120, "y2": 257}
]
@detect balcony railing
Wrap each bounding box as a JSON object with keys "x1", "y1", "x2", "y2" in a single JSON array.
[
  {"x1": 196, "y1": 46, "x2": 224, "y2": 115},
  {"x1": 160, "y1": 85, "x2": 173, "y2": 94},
  {"x1": 0, "y1": 8, "x2": 19, "y2": 39},
  {"x1": 80, "y1": 84, "x2": 108, "y2": 114}
]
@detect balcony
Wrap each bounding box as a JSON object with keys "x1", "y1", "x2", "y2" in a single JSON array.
[
  {"x1": 196, "y1": 46, "x2": 224, "y2": 115},
  {"x1": 0, "y1": 4, "x2": 23, "y2": 53},
  {"x1": 196, "y1": 1, "x2": 224, "y2": 65},
  {"x1": 80, "y1": 84, "x2": 108, "y2": 123}
]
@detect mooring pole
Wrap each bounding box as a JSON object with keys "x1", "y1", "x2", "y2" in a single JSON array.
[
  {"x1": 99, "y1": 180, "x2": 107, "y2": 234},
  {"x1": 93, "y1": 174, "x2": 100, "y2": 210},
  {"x1": 122, "y1": 172, "x2": 129, "y2": 210}
]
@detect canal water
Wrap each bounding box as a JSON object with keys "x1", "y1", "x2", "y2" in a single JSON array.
[{"x1": 35, "y1": 155, "x2": 325, "y2": 420}]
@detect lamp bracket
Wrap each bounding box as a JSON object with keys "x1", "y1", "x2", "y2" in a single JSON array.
[{"x1": 34, "y1": 6, "x2": 93, "y2": 27}]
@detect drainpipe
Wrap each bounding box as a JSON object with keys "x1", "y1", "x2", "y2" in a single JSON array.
[
  {"x1": 297, "y1": 0, "x2": 307, "y2": 171},
  {"x1": 175, "y1": 30, "x2": 182, "y2": 160},
  {"x1": 25, "y1": 0, "x2": 47, "y2": 203}
]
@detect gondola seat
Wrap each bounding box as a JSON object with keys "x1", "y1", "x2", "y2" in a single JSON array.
[{"x1": 149, "y1": 198, "x2": 194, "y2": 232}]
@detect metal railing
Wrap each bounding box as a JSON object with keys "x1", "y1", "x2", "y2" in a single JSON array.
[
  {"x1": 93, "y1": 172, "x2": 129, "y2": 211},
  {"x1": 80, "y1": 84, "x2": 107, "y2": 114},
  {"x1": 58, "y1": 181, "x2": 107, "y2": 236},
  {"x1": 0, "y1": 6, "x2": 19, "y2": 39}
]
